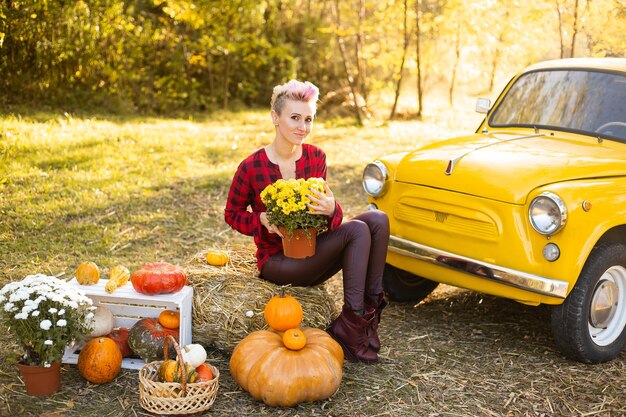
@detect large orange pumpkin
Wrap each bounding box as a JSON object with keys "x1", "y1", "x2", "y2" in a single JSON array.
[
  {"x1": 77, "y1": 337, "x2": 122, "y2": 384},
  {"x1": 263, "y1": 289, "x2": 303, "y2": 331},
  {"x1": 230, "y1": 328, "x2": 343, "y2": 407},
  {"x1": 130, "y1": 262, "x2": 187, "y2": 295}
]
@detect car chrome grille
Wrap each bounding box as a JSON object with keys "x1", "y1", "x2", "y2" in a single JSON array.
[{"x1": 394, "y1": 200, "x2": 498, "y2": 240}]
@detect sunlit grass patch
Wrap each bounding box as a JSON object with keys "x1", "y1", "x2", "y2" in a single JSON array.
[{"x1": 0, "y1": 109, "x2": 477, "y2": 282}]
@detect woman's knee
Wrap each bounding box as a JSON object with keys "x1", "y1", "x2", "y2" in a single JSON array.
[
  {"x1": 344, "y1": 219, "x2": 371, "y2": 240},
  {"x1": 361, "y1": 210, "x2": 389, "y2": 235}
]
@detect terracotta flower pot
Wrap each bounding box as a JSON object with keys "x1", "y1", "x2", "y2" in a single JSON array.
[
  {"x1": 18, "y1": 362, "x2": 61, "y2": 396},
  {"x1": 279, "y1": 228, "x2": 317, "y2": 259}
]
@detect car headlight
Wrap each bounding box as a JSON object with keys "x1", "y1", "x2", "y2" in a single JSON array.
[
  {"x1": 528, "y1": 192, "x2": 567, "y2": 235},
  {"x1": 362, "y1": 161, "x2": 389, "y2": 197}
]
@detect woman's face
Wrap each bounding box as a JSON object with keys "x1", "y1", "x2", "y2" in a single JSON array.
[{"x1": 272, "y1": 99, "x2": 316, "y2": 146}]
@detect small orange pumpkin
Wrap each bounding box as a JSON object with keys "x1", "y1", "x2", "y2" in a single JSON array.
[
  {"x1": 264, "y1": 288, "x2": 303, "y2": 331},
  {"x1": 158, "y1": 359, "x2": 198, "y2": 383},
  {"x1": 158, "y1": 310, "x2": 180, "y2": 329},
  {"x1": 77, "y1": 337, "x2": 122, "y2": 384},
  {"x1": 76, "y1": 262, "x2": 100, "y2": 285},
  {"x1": 206, "y1": 250, "x2": 229, "y2": 266},
  {"x1": 195, "y1": 363, "x2": 213, "y2": 382},
  {"x1": 283, "y1": 328, "x2": 307, "y2": 350}
]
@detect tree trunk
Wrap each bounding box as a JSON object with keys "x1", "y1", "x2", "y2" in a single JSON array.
[
  {"x1": 569, "y1": 0, "x2": 580, "y2": 57},
  {"x1": 223, "y1": 52, "x2": 230, "y2": 111},
  {"x1": 449, "y1": 26, "x2": 461, "y2": 107},
  {"x1": 487, "y1": 24, "x2": 505, "y2": 93},
  {"x1": 222, "y1": 5, "x2": 236, "y2": 111},
  {"x1": 356, "y1": 0, "x2": 368, "y2": 104},
  {"x1": 389, "y1": 0, "x2": 410, "y2": 120},
  {"x1": 332, "y1": 0, "x2": 363, "y2": 126},
  {"x1": 487, "y1": 47, "x2": 500, "y2": 94},
  {"x1": 207, "y1": 52, "x2": 214, "y2": 98},
  {"x1": 415, "y1": 0, "x2": 423, "y2": 118},
  {"x1": 555, "y1": 0, "x2": 565, "y2": 58}
]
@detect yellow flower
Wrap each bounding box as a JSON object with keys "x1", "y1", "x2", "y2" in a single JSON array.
[{"x1": 260, "y1": 177, "x2": 330, "y2": 235}]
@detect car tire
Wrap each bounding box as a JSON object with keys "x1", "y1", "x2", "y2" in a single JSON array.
[
  {"x1": 551, "y1": 243, "x2": 626, "y2": 363},
  {"x1": 382, "y1": 263, "x2": 439, "y2": 303}
]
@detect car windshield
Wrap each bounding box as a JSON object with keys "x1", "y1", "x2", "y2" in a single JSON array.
[{"x1": 489, "y1": 69, "x2": 626, "y2": 142}]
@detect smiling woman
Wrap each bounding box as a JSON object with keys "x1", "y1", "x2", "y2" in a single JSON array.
[{"x1": 224, "y1": 79, "x2": 391, "y2": 364}]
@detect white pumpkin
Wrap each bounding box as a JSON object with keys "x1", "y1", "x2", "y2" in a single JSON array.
[
  {"x1": 88, "y1": 305, "x2": 115, "y2": 337},
  {"x1": 180, "y1": 343, "x2": 207, "y2": 368}
]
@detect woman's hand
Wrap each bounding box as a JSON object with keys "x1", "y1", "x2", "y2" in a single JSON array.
[
  {"x1": 260, "y1": 212, "x2": 284, "y2": 238},
  {"x1": 306, "y1": 182, "x2": 336, "y2": 217}
]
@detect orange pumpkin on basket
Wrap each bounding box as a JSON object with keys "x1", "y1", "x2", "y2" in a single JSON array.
[
  {"x1": 158, "y1": 359, "x2": 198, "y2": 383},
  {"x1": 230, "y1": 328, "x2": 344, "y2": 407},
  {"x1": 195, "y1": 363, "x2": 213, "y2": 382},
  {"x1": 131, "y1": 262, "x2": 187, "y2": 295},
  {"x1": 263, "y1": 288, "x2": 303, "y2": 331},
  {"x1": 78, "y1": 337, "x2": 122, "y2": 384}
]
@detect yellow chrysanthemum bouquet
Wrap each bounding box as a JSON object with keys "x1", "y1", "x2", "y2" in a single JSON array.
[{"x1": 260, "y1": 177, "x2": 329, "y2": 236}]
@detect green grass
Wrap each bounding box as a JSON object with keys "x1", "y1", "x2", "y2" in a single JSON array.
[
  {"x1": 1, "y1": 112, "x2": 264, "y2": 278},
  {"x1": 0, "y1": 108, "x2": 477, "y2": 282}
]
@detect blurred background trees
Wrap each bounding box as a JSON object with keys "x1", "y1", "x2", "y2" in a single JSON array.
[{"x1": 0, "y1": 0, "x2": 624, "y2": 118}]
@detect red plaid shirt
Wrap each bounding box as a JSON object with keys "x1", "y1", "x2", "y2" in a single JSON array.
[{"x1": 224, "y1": 144, "x2": 343, "y2": 271}]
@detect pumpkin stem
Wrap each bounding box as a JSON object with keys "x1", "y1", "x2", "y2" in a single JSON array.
[{"x1": 278, "y1": 285, "x2": 291, "y2": 298}]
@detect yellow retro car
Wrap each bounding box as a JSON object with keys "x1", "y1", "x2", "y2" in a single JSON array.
[{"x1": 363, "y1": 58, "x2": 626, "y2": 363}]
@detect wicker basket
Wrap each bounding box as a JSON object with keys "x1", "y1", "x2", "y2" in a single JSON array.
[{"x1": 138, "y1": 335, "x2": 220, "y2": 415}]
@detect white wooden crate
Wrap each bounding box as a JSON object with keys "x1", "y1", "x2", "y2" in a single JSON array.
[{"x1": 62, "y1": 278, "x2": 193, "y2": 370}]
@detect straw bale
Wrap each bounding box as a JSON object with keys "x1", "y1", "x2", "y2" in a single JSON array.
[{"x1": 184, "y1": 245, "x2": 338, "y2": 352}]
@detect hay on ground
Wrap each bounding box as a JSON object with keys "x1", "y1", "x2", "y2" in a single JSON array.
[{"x1": 184, "y1": 245, "x2": 338, "y2": 352}]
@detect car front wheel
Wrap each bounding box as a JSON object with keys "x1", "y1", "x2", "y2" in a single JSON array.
[
  {"x1": 382, "y1": 263, "x2": 439, "y2": 303},
  {"x1": 551, "y1": 243, "x2": 626, "y2": 363}
]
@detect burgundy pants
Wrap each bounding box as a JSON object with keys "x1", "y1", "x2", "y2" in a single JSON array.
[{"x1": 260, "y1": 210, "x2": 390, "y2": 311}]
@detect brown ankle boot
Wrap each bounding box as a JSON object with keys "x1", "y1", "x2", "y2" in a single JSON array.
[
  {"x1": 365, "y1": 294, "x2": 388, "y2": 353},
  {"x1": 327, "y1": 306, "x2": 378, "y2": 364}
]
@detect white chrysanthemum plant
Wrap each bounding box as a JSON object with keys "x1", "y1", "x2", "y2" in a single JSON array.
[{"x1": 0, "y1": 274, "x2": 95, "y2": 367}]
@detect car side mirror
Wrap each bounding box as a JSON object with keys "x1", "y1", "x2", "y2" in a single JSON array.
[{"x1": 475, "y1": 98, "x2": 491, "y2": 114}]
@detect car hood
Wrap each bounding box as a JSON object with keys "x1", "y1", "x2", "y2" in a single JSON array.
[{"x1": 394, "y1": 131, "x2": 626, "y2": 204}]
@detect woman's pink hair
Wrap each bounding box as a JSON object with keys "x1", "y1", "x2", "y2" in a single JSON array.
[{"x1": 271, "y1": 79, "x2": 319, "y2": 115}]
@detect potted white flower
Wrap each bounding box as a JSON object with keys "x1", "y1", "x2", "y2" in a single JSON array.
[{"x1": 0, "y1": 273, "x2": 94, "y2": 396}]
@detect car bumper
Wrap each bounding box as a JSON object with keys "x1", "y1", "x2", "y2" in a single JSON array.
[{"x1": 388, "y1": 234, "x2": 569, "y2": 299}]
